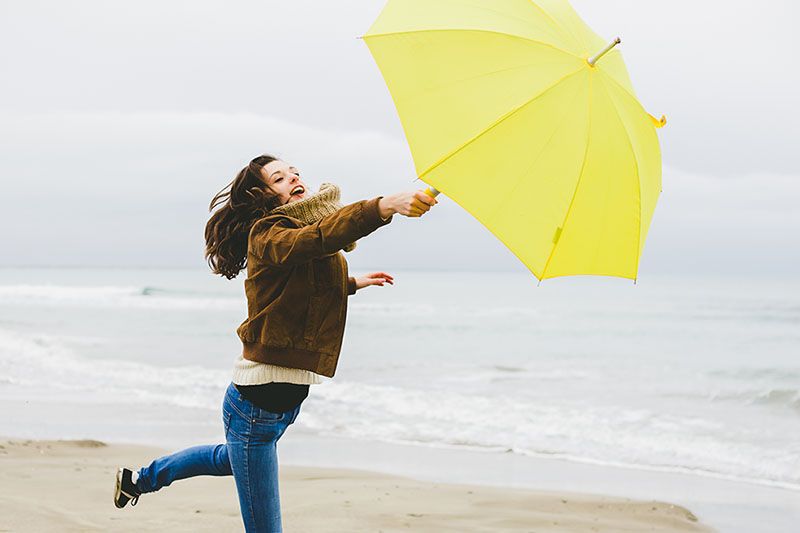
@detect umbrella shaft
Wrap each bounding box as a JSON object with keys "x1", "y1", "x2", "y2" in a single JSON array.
[{"x1": 588, "y1": 37, "x2": 622, "y2": 66}]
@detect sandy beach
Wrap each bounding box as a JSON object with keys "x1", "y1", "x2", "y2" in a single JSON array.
[{"x1": 0, "y1": 437, "x2": 713, "y2": 532}]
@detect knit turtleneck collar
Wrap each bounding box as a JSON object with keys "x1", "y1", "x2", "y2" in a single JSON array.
[{"x1": 268, "y1": 182, "x2": 356, "y2": 252}]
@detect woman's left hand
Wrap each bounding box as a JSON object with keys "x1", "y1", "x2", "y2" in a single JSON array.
[{"x1": 354, "y1": 272, "x2": 394, "y2": 291}]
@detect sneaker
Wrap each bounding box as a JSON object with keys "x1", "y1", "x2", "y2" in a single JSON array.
[{"x1": 113, "y1": 467, "x2": 141, "y2": 508}]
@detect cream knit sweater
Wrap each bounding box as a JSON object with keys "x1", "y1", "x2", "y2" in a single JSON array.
[
  {"x1": 231, "y1": 182, "x2": 352, "y2": 386},
  {"x1": 231, "y1": 354, "x2": 326, "y2": 385}
]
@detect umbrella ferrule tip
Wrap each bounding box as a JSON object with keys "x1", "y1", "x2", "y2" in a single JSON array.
[{"x1": 588, "y1": 37, "x2": 622, "y2": 66}]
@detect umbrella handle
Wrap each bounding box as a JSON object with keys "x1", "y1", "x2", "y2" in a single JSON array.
[{"x1": 423, "y1": 186, "x2": 441, "y2": 198}]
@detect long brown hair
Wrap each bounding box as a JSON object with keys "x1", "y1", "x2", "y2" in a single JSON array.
[{"x1": 205, "y1": 154, "x2": 283, "y2": 279}]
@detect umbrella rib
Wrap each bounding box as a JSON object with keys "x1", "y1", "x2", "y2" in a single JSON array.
[
  {"x1": 457, "y1": 0, "x2": 581, "y2": 51},
  {"x1": 597, "y1": 73, "x2": 643, "y2": 279},
  {"x1": 364, "y1": 28, "x2": 582, "y2": 62},
  {"x1": 454, "y1": 0, "x2": 577, "y2": 47},
  {"x1": 526, "y1": 0, "x2": 586, "y2": 54},
  {"x1": 403, "y1": 60, "x2": 566, "y2": 99},
  {"x1": 484, "y1": 78, "x2": 585, "y2": 226},
  {"x1": 539, "y1": 72, "x2": 594, "y2": 281},
  {"x1": 418, "y1": 67, "x2": 585, "y2": 181},
  {"x1": 596, "y1": 67, "x2": 652, "y2": 120}
]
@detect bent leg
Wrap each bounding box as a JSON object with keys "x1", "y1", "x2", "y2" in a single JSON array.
[{"x1": 136, "y1": 443, "x2": 231, "y2": 493}]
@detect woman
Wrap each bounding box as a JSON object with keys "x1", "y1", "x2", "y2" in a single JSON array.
[{"x1": 112, "y1": 154, "x2": 437, "y2": 532}]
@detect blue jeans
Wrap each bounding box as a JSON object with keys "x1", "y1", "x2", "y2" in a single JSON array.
[{"x1": 136, "y1": 382, "x2": 302, "y2": 533}]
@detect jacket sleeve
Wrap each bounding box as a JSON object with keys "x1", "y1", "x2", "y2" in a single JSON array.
[
  {"x1": 347, "y1": 276, "x2": 357, "y2": 295},
  {"x1": 250, "y1": 196, "x2": 393, "y2": 268}
]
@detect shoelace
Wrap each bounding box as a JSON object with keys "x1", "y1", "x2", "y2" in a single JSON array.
[{"x1": 119, "y1": 485, "x2": 141, "y2": 507}]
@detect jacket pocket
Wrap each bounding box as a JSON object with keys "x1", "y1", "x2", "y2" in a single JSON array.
[
  {"x1": 310, "y1": 254, "x2": 338, "y2": 289},
  {"x1": 303, "y1": 294, "x2": 326, "y2": 343}
]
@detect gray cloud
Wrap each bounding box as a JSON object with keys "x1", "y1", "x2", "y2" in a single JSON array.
[{"x1": 1, "y1": 1, "x2": 798, "y2": 276}]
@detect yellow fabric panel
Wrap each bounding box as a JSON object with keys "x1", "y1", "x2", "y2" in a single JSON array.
[
  {"x1": 599, "y1": 71, "x2": 663, "y2": 259},
  {"x1": 422, "y1": 70, "x2": 591, "y2": 279},
  {"x1": 594, "y1": 49, "x2": 637, "y2": 98},
  {"x1": 365, "y1": 0, "x2": 582, "y2": 53},
  {"x1": 364, "y1": 29, "x2": 584, "y2": 176},
  {"x1": 541, "y1": 70, "x2": 640, "y2": 280},
  {"x1": 532, "y1": 0, "x2": 606, "y2": 56}
]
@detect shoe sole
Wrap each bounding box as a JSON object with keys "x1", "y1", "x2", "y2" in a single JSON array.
[{"x1": 113, "y1": 467, "x2": 129, "y2": 509}]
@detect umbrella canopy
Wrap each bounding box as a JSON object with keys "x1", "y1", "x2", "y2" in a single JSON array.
[{"x1": 361, "y1": 0, "x2": 666, "y2": 282}]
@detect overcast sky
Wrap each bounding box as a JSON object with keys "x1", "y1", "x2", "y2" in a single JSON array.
[{"x1": 1, "y1": 0, "x2": 798, "y2": 278}]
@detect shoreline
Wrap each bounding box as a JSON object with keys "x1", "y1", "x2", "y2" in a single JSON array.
[
  {"x1": 0, "y1": 437, "x2": 713, "y2": 532},
  {"x1": 307, "y1": 432, "x2": 800, "y2": 493}
]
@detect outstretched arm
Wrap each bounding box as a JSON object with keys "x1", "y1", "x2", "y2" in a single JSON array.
[{"x1": 251, "y1": 197, "x2": 393, "y2": 268}]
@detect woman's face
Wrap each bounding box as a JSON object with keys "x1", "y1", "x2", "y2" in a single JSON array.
[{"x1": 261, "y1": 159, "x2": 307, "y2": 205}]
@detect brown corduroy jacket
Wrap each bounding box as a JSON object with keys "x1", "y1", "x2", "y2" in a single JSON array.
[{"x1": 236, "y1": 196, "x2": 393, "y2": 377}]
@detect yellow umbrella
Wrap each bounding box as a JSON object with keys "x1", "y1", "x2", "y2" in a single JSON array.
[{"x1": 360, "y1": 0, "x2": 666, "y2": 282}]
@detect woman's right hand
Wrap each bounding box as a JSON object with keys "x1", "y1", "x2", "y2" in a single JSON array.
[{"x1": 379, "y1": 189, "x2": 438, "y2": 219}]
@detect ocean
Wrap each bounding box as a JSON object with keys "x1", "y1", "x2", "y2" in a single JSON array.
[{"x1": 0, "y1": 266, "x2": 798, "y2": 492}]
